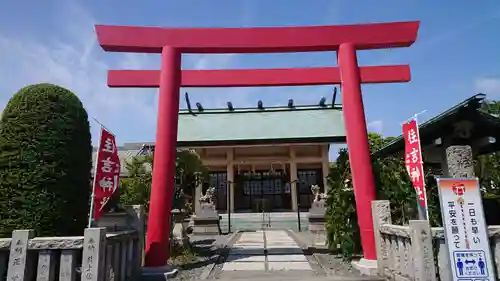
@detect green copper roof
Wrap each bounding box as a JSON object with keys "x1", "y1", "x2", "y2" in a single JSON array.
[{"x1": 177, "y1": 106, "x2": 346, "y2": 146}]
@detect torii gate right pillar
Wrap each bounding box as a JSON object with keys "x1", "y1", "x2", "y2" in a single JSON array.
[{"x1": 338, "y1": 42, "x2": 377, "y2": 260}]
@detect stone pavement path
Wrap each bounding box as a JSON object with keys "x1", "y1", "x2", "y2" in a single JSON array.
[{"x1": 220, "y1": 230, "x2": 313, "y2": 275}]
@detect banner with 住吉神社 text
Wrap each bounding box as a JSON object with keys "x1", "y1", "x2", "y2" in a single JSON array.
[
  {"x1": 402, "y1": 118, "x2": 428, "y2": 215},
  {"x1": 437, "y1": 178, "x2": 496, "y2": 281},
  {"x1": 92, "y1": 127, "x2": 121, "y2": 221}
]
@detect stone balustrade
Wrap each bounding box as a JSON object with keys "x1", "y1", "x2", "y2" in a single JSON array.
[
  {"x1": 0, "y1": 205, "x2": 146, "y2": 281},
  {"x1": 0, "y1": 228, "x2": 141, "y2": 281},
  {"x1": 432, "y1": 225, "x2": 500, "y2": 281},
  {"x1": 372, "y1": 200, "x2": 500, "y2": 281}
]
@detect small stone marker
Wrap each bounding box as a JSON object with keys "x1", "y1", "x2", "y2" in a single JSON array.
[
  {"x1": 7, "y1": 230, "x2": 34, "y2": 281},
  {"x1": 81, "y1": 228, "x2": 107, "y2": 281},
  {"x1": 36, "y1": 250, "x2": 56, "y2": 281},
  {"x1": 59, "y1": 250, "x2": 78, "y2": 281}
]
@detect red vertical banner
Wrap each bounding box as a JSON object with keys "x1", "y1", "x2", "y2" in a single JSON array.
[
  {"x1": 92, "y1": 127, "x2": 121, "y2": 221},
  {"x1": 402, "y1": 119, "x2": 428, "y2": 217}
]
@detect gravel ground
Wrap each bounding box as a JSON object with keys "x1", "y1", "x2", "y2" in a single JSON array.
[
  {"x1": 313, "y1": 253, "x2": 363, "y2": 277},
  {"x1": 290, "y1": 231, "x2": 364, "y2": 278},
  {"x1": 169, "y1": 234, "x2": 233, "y2": 281}
]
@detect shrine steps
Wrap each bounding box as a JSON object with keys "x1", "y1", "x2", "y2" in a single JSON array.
[{"x1": 218, "y1": 212, "x2": 309, "y2": 233}]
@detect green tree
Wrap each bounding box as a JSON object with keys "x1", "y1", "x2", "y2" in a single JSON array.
[
  {"x1": 325, "y1": 148, "x2": 359, "y2": 260},
  {"x1": 325, "y1": 133, "x2": 421, "y2": 260},
  {"x1": 477, "y1": 99, "x2": 500, "y2": 196},
  {"x1": 0, "y1": 83, "x2": 92, "y2": 237},
  {"x1": 119, "y1": 149, "x2": 207, "y2": 213},
  {"x1": 119, "y1": 155, "x2": 153, "y2": 212}
]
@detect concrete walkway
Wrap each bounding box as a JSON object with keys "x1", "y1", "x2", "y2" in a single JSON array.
[{"x1": 221, "y1": 230, "x2": 312, "y2": 273}]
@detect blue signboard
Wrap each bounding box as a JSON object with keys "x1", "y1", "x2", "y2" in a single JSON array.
[{"x1": 453, "y1": 250, "x2": 488, "y2": 279}]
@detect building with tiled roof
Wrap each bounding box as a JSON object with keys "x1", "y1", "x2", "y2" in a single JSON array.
[{"x1": 94, "y1": 102, "x2": 346, "y2": 213}]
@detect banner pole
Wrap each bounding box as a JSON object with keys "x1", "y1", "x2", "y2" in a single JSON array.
[
  {"x1": 413, "y1": 114, "x2": 430, "y2": 220},
  {"x1": 92, "y1": 117, "x2": 115, "y2": 136},
  {"x1": 88, "y1": 126, "x2": 104, "y2": 228},
  {"x1": 400, "y1": 109, "x2": 427, "y2": 126}
]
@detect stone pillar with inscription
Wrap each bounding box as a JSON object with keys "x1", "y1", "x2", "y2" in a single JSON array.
[
  {"x1": 7, "y1": 230, "x2": 35, "y2": 281},
  {"x1": 438, "y1": 145, "x2": 474, "y2": 281},
  {"x1": 409, "y1": 220, "x2": 437, "y2": 281},
  {"x1": 443, "y1": 145, "x2": 475, "y2": 178},
  {"x1": 371, "y1": 200, "x2": 391, "y2": 277},
  {"x1": 81, "y1": 228, "x2": 107, "y2": 281}
]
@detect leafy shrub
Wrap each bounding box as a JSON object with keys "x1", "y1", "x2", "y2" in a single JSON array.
[
  {"x1": 0, "y1": 83, "x2": 92, "y2": 237},
  {"x1": 325, "y1": 149, "x2": 361, "y2": 260}
]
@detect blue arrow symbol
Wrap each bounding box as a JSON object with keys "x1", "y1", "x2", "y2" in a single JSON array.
[{"x1": 465, "y1": 260, "x2": 476, "y2": 265}]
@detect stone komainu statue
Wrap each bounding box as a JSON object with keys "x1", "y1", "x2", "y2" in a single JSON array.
[
  {"x1": 311, "y1": 184, "x2": 326, "y2": 202},
  {"x1": 199, "y1": 186, "x2": 216, "y2": 204}
]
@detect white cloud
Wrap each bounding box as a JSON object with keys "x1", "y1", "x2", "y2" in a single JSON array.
[
  {"x1": 367, "y1": 120, "x2": 383, "y2": 134},
  {"x1": 0, "y1": 16, "x2": 157, "y2": 144},
  {"x1": 0, "y1": 1, "x2": 338, "y2": 145},
  {"x1": 0, "y1": 1, "x2": 244, "y2": 145},
  {"x1": 475, "y1": 78, "x2": 500, "y2": 97}
]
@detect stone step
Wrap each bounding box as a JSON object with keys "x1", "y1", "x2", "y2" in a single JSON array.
[
  {"x1": 220, "y1": 212, "x2": 309, "y2": 219},
  {"x1": 190, "y1": 212, "x2": 313, "y2": 233},
  {"x1": 219, "y1": 219, "x2": 309, "y2": 232}
]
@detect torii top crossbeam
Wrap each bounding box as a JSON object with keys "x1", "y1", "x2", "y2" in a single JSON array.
[
  {"x1": 95, "y1": 21, "x2": 419, "y2": 53},
  {"x1": 96, "y1": 21, "x2": 419, "y2": 88}
]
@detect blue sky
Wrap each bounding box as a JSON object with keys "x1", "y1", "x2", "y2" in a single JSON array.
[{"x1": 1, "y1": 0, "x2": 500, "y2": 159}]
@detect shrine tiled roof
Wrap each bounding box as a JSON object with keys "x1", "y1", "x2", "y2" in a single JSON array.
[
  {"x1": 177, "y1": 105, "x2": 346, "y2": 146},
  {"x1": 92, "y1": 104, "x2": 346, "y2": 177},
  {"x1": 373, "y1": 94, "x2": 500, "y2": 157}
]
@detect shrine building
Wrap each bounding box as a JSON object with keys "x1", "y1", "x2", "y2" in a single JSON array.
[{"x1": 105, "y1": 100, "x2": 345, "y2": 214}]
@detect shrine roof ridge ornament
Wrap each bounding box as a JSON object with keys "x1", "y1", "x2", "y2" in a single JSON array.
[
  {"x1": 95, "y1": 21, "x2": 420, "y2": 53},
  {"x1": 178, "y1": 104, "x2": 342, "y2": 114}
]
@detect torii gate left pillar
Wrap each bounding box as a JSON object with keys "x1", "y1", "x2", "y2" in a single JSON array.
[{"x1": 95, "y1": 21, "x2": 419, "y2": 268}]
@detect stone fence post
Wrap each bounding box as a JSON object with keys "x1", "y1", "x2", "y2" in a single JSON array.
[
  {"x1": 125, "y1": 205, "x2": 145, "y2": 266},
  {"x1": 371, "y1": 200, "x2": 391, "y2": 277},
  {"x1": 409, "y1": 220, "x2": 436, "y2": 281},
  {"x1": 7, "y1": 230, "x2": 35, "y2": 281},
  {"x1": 81, "y1": 228, "x2": 107, "y2": 281}
]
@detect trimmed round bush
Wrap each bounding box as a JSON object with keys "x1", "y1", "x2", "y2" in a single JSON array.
[{"x1": 0, "y1": 83, "x2": 92, "y2": 237}]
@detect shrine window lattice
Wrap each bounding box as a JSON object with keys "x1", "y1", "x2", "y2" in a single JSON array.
[
  {"x1": 204, "y1": 172, "x2": 227, "y2": 195},
  {"x1": 297, "y1": 169, "x2": 323, "y2": 194},
  {"x1": 241, "y1": 171, "x2": 288, "y2": 195}
]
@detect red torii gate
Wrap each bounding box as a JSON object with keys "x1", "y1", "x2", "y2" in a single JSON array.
[{"x1": 95, "y1": 21, "x2": 420, "y2": 267}]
